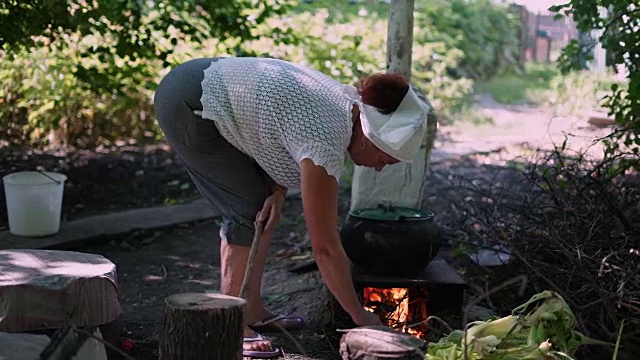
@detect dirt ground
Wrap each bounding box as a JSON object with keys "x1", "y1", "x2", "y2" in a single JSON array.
[
  {"x1": 2, "y1": 94, "x2": 624, "y2": 359},
  {"x1": 81, "y1": 195, "x2": 347, "y2": 360},
  {"x1": 75, "y1": 152, "x2": 537, "y2": 360},
  {"x1": 0, "y1": 143, "x2": 201, "y2": 231}
]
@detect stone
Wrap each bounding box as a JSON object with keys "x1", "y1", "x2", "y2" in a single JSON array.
[{"x1": 469, "y1": 245, "x2": 512, "y2": 267}]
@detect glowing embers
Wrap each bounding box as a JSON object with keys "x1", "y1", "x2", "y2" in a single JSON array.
[{"x1": 363, "y1": 287, "x2": 429, "y2": 339}]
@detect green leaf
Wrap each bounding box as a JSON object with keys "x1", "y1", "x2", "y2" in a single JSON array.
[{"x1": 548, "y1": 4, "x2": 567, "y2": 12}]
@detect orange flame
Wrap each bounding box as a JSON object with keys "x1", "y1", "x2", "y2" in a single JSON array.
[{"x1": 363, "y1": 287, "x2": 429, "y2": 338}]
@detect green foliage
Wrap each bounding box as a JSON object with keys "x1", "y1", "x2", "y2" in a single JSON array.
[
  {"x1": 0, "y1": 33, "x2": 156, "y2": 147},
  {"x1": 476, "y1": 63, "x2": 560, "y2": 105},
  {"x1": 246, "y1": 6, "x2": 474, "y2": 122},
  {"x1": 0, "y1": 0, "x2": 294, "y2": 147},
  {"x1": 252, "y1": 9, "x2": 389, "y2": 83},
  {"x1": 0, "y1": 0, "x2": 520, "y2": 148},
  {"x1": 412, "y1": 42, "x2": 474, "y2": 121},
  {"x1": 1, "y1": 0, "x2": 293, "y2": 93},
  {"x1": 475, "y1": 61, "x2": 628, "y2": 126},
  {"x1": 546, "y1": 68, "x2": 624, "y2": 118},
  {"x1": 551, "y1": 1, "x2": 639, "y2": 161},
  {"x1": 293, "y1": 0, "x2": 389, "y2": 20},
  {"x1": 415, "y1": 0, "x2": 521, "y2": 80}
]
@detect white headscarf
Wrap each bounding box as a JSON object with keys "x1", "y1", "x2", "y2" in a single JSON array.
[{"x1": 343, "y1": 84, "x2": 430, "y2": 162}]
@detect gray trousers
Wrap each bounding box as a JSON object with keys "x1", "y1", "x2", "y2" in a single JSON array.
[{"x1": 153, "y1": 58, "x2": 270, "y2": 246}]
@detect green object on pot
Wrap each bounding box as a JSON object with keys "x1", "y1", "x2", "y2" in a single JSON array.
[{"x1": 349, "y1": 205, "x2": 434, "y2": 222}]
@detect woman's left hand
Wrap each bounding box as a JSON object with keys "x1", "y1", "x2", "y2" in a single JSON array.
[{"x1": 257, "y1": 191, "x2": 286, "y2": 235}]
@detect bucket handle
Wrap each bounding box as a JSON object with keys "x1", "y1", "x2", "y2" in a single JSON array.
[
  {"x1": 7, "y1": 163, "x2": 63, "y2": 184},
  {"x1": 37, "y1": 170, "x2": 62, "y2": 185}
]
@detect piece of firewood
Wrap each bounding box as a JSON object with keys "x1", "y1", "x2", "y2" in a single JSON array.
[
  {"x1": 288, "y1": 258, "x2": 318, "y2": 274},
  {"x1": 159, "y1": 293, "x2": 247, "y2": 360},
  {"x1": 588, "y1": 111, "x2": 616, "y2": 127}
]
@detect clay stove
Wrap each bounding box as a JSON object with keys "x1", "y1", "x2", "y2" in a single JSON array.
[
  {"x1": 352, "y1": 257, "x2": 467, "y2": 339},
  {"x1": 339, "y1": 206, "x2": 467, "y2": 339}
]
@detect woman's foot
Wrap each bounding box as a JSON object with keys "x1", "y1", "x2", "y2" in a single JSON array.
[
  {"x1": 247, "y1": 307, "x2": 305, "y2": 332},
  {"x1": 243, "y1": 328, "x2": 280, "y2": 358}
]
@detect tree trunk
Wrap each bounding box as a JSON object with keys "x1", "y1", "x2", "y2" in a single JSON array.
[
  {"x1": 351, "y1": 0, "x2": 439, "y2": 212},
  {"x1": 0, "y1": 250, "x2": 120, "y2": 333},
  {"x1": 159, "y1": 293, "x2": 247, "y2": 360},
  {"x1": 386, "y1": 0, "x2": 414, "y2": 80}
]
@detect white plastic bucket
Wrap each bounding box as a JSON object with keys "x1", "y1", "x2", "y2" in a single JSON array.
[{"x1": 3, "y1": 171, "x2": 67, "y2": 237}]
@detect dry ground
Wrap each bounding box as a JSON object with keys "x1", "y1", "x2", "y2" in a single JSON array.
[{"x1": 2, "y1": 94, "x2": 628, "y2": 359}]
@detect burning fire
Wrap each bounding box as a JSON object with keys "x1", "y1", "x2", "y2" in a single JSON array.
[{"x1": 363, "y1": 287, "x2": 429, "y2": 339}]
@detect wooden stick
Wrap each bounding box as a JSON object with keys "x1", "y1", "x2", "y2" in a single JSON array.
[{"x1": 239, "y1": 220, "x2": 265, "y2": 300}]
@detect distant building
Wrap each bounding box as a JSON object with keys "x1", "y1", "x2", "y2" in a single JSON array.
[{"x1": 527, "y1": 9, "x2": 579, "y2": 62}]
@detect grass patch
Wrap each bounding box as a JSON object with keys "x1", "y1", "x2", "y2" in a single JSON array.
[
  {"x1": 475, "y1": 63, "x2": 560, "y2": 105},
  {"x1": 445, "y1": 100, "x2": 494, "y2": 126}
]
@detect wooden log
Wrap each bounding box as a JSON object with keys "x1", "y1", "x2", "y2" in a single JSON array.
[
  {"x1": 588, "y1": 111, "x2": 616, "y2": 127},
  {"x1": 159, "y1": 293, "x2": 247, "y2": 360}
]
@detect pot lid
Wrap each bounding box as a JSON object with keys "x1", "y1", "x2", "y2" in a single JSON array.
[{"x1": 350, "y1": 206, "x2": 434, "y2": 221}]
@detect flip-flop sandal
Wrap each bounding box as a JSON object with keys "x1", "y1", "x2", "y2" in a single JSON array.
[
  {"x1": 243, "y1": 334, "x2": 281, "y2": 359},
  {"x1": 249, "y1": 313, "x2": 306, "y2": 332}
]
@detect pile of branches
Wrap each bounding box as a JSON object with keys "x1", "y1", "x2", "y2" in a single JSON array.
[{"x1": 433, "y1": 148, "x2": 640, "y2": 359}]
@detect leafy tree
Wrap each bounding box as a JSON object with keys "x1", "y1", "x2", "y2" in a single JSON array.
[
  {"x1": 552, "y1": 1, "x2": 639, "y2": 164},
  {"x1": 0, "y1": 0, "x2": 520, "y2": 148},
  {"x1": 415, "y1": 0, "x2": 521, "y2": 80},
  {"x1": 0, "y1": 0, "x2": 295, "y2": 147},
  {"x1": 0, "y1": 0, "x2": 293, "y2": 93},
  {"x1": 246, "y1": 7, "x2": 474, "y2": 122}
]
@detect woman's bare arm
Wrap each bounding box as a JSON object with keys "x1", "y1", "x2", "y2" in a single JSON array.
[{"x1": 299, "y1": 158, "x2": 366, "y2": 320}]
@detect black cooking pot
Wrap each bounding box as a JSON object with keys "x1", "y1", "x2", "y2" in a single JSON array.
[{"x1": 340, "y1": 205, "x2": 441, "y2": 277}]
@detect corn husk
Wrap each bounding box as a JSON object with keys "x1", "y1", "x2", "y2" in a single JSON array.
[{"x1": 425, "y1": 291, "x2": 612, "y2": 360}]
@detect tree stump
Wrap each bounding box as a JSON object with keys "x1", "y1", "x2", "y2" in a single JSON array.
[
  {"x1": 0, "y1": 249, "x2": 119, "y2": 358},
  {"x1": 0, "y1": 249, "x2": 120, "y2": 332},
  {"x1": 159, "y1": 293, "x2": 247, "y2": 360}
]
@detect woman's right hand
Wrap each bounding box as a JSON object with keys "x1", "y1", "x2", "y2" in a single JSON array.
[
  {"x1": 351, "y1": 309, "x2": 384, "y2": 327},
  {"x1": 298, "y1": 158, "x2": 385, "y2": 329}
]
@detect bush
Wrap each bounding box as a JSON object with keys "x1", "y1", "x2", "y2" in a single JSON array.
[
  {"x1": 552, "y1": 1, "x2": 639, "y2": 165},
  {"x1": 247, "y1": 7, "x2": 474, "y2": 123},
  {"x1": 0, "y1": 33, "x2": 159, "y2": 148},
  {"x1": 546, "y1": 68, "x2": 624, "y2": 118},
  {"x1": 435, "y1": 147, "x2": 639, "y2": 359},
  {"x1": 475, "y1": 63, "x2": 559, "y2": 105},
  {"x1": 0, "y1": 0, "x2": 521, "y2": 148},
  {"x1": 415, "y1": 0, "x2": 521, "y2": 80},
  {"x1": 0, "y1": 0, "x2": 293, "y2": 149}
]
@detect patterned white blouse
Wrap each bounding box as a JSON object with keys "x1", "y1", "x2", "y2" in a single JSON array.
[{"x1": 198, "y1": 57, "x2": 354, "y2": 189}]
